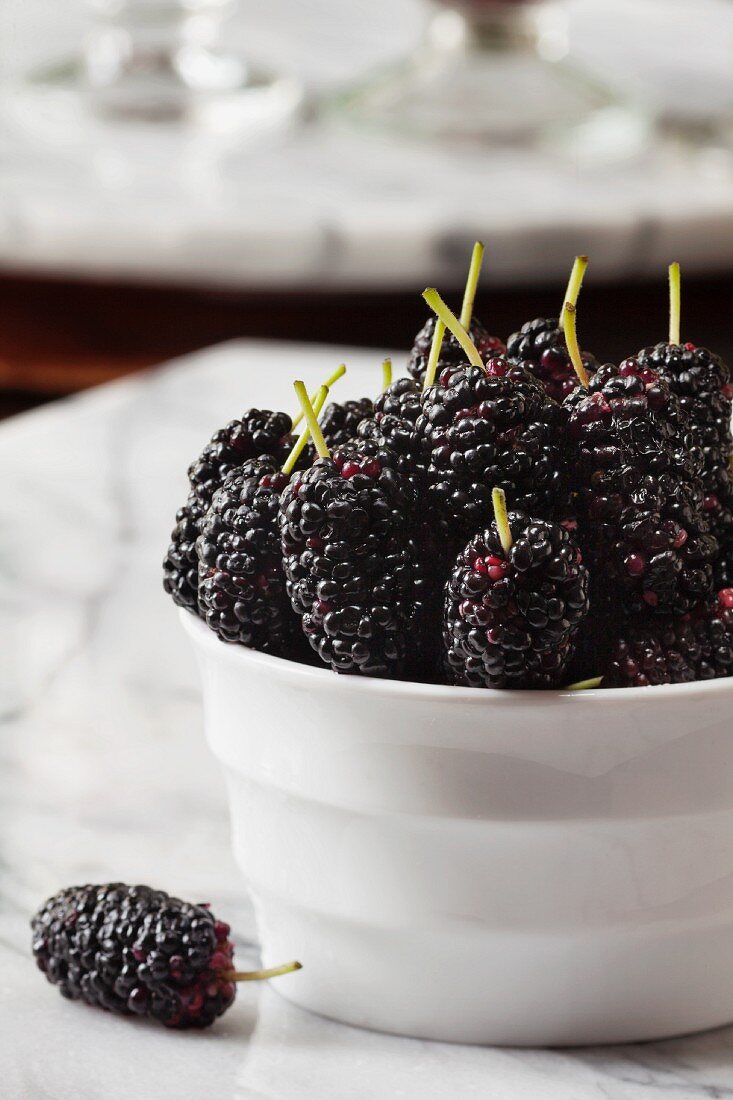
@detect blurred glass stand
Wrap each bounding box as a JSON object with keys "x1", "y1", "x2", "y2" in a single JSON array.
[
  {"x1": 2, "y1": 0, "x2": 303, "y2": 180},
  {"x1": 333, "y1": 0, "x2": 649, "y2": 162}
]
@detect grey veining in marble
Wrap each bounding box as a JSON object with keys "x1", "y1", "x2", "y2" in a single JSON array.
[{"x1": 2, "y1": 339, "x2": 733, "y2": 1098}]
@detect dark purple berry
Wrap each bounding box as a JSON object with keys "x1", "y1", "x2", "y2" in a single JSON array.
[
  {"x1": 417, "y1": 357, "x2": 564, "y2": 542},
  {"x1": 31, "y1": 884, "x2": 238, "y2": 1029},
  {"x1": 163, "y1": 409, "x2": 294, "y2": 613},
  {"x1": 408, "y1": 314, "x2": 505, "y2": 386},
  {"x1": 444, "y1": 513, "x2": 589, "y2": 689},
  {"x1": 279, "y1": 439, "x2": 422, "y2": 678},
  {"x1": 604, "y1": 589, "x2": 733, "y2": 687},
  {"x1": 564, "y1": 359, "x2": 716, "y2": 618},
  {"x1": 197, "y1": 456, "x2": 303, "y2": 654},
  {"x1": 507, "y1": 315, "x2": 598, "y2": 402}
]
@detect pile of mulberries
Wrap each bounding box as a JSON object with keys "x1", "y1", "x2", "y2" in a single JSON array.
[
  {"x1": 32, "y1": 884, "x2": 238, "y2": 1029},
  {"x1": 160, "y1": 250, "x2": 733, "y2": 692}
]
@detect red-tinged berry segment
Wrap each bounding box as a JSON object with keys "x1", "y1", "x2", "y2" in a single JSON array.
[
  {"x1": 418, "y1": 360, "x2": 564, "y2": 541},
  {"x1": 358, "y1": 377, "x2": 424, "y2": 491},
  {"x1": 279, "y1": 440, "x2": 420, "y2": 677},
  {"x1": 605, "y1": 591, "x2": 733, "y2": 687},
  {"x1": 444, "y1": 514, "x2": 589, "y2": 689},
  {"x1": 197, "y1": 456, "x2": 302, "y2": 653},
  {"x1": 31, "y1": 884, "x2": 237, "y2": 1029},
  {"x1": 407, "y1": 314, "x2": 505, "y2": 385},
  {"x1": 163, "y1": 409, "x2": 295, "y2": 612},
  {"x1": 506, "y1": 316, "x2": 598, "y2": 402},
  {"x1": 564, "y1": 361, "x2": 717, "y2": 617},
  {"x1": 634, "y1": 342, "x2": 733, "y2": 547}
]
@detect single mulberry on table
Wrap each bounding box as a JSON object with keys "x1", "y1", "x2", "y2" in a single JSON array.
[{"x1": 31, "y1": 883, "x2": 300, "y2": 1029}]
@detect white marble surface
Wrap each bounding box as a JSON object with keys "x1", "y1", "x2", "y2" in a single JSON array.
[
  {"x1": 3, "y1": 338, "x2": 733, "y2": 1097},
  {"x1": 3, "y1": 1, "x2": 733, "y2": 287}
]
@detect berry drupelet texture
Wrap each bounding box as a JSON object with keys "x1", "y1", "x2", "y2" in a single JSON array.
[
  {"x1": 318, "y1": 397, "x2": 375, "y2": 452},
  {"x1": 162, "y1": 491, "x2": 206, "y2": 611},
  {"x1": 444, "y1": 514, "x2": 589, "y2": 689},
  {"x1": 605, "y1": 589, "x2": 733, "y2": 687},
  {"x1": 507, "y1": 316, "x2": 598, "y2": 403},
  {"x1": 197, "y1": 456, "x2": 300, "y2": 652},
  {"x1": 407, "y1": 315, "x2": 505, "y2": 386},
  {"x1": 163, "y1": 409, "x2": 295, "y2": 612},
  {"x1": 31, "y1": 884, "x2": 237, "y2": 1029},
  {"x1": 564, "y1": 360, "x2": 717, "y2": 618},
  {"x1": 418, "y1": 358, "x2": 564, "y2": 542},
  {"x1": 279, "y1": 440, "x2": 420, "y2": 677},
  {"x1": 358, "y1": 376, "x2": 424, "y2": 491},
  {"x1": 635, "y1": 341, "x2": 733, "y2": 547}
]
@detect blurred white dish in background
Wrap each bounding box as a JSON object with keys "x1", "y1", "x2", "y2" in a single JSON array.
[
  {"x1": 13, "y1": 0, "x2": 303, "y2": 136},
  {"x1": 184, "y1": 608, "x2": 733, "y2": 1046},
  {"x1": 333, "y1": 0, "x2": 649, "y2": 161}
]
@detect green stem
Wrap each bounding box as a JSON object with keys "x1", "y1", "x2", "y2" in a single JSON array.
[
  {"x1": 223, "y1": 960, "x2": 302, "y2": 982},
  {"x1": 559, "y1": 255, "x2": 588, "y2": 327},
  {"x1": 562, "y1": 302, "x2": 590, "y2": 388},
  {"x1": 564, "y1": 677, "x2": 604, "y2": 692},
  {"x1": 669, "y1": 261, "x2": 681, "y2": 346},
  {"x1": 291, "y1": 364, "x2": 346, "y2": 431},
  {"x1": 423, "y1": 319, "x2": 446, "y2": 391},
  {"x1": 459, "y1": 241, "x2": 485, "y2": 329},
  {"x1": 293, "y1": 381, "x2": 330, "y2": 460},
  {"x1": 382, "y1": 357, "x2": 392, "y2": 391},
  {"x1": 282, "y1": 384, "x2": 329, "y2": 475},
  {"x1": 422, "y1": 288, "x2": 483, "y2": 370},
  {"x1": 492, "y1": 487, "x2": 513, "y2": 556}
]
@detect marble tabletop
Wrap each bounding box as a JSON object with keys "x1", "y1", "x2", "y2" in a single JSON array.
[
  {"x1": 3, "y1": 339, "x2": 733, "y2": 1098},
  {"x1": 4, "y1": 0, "x2": 733, "y2": 288}
]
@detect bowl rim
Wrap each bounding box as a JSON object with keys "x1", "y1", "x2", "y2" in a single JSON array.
[{"x1": 180, "y1": 609, "x2": 733, "y2": 707}]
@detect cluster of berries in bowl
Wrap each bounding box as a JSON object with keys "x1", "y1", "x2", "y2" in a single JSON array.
[{"x1": 163, "y1": 246, "x2": 733, "y2": 691}]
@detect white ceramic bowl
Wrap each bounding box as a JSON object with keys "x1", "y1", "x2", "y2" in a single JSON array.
[{"x1": 182, "y1": 609, "x2": 733, "y2": 1046}]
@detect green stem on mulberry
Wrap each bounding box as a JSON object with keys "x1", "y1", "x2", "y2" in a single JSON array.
[
  {"x1": 559, "y1": 255, "x2": 589, "y2": 328},
  {"x1": 423, "y1": 318, "x2": 446, "y2": 391},
  {"x1": 291, "y1": 363, "x2": 346, "y2": 431},
  {"x1": 222, "y1": 960, "x2": 303, "y2": 982},
  {"x1": 460, "y1": 240, "x2": 485, "y2": 329},
  {"x1": 422, "y1": 288, "x2": 483, "y2": 370},
  {"x1": 294, "y1": 380, "x2": 330, "y2": 459},
  {"x1": 669, "y1": 261, "x2": 681, "y2": 346},
  {"x1": 564, "y1": 676, "x2": 604, "y2": 691},
  {"x1": 282, "y1": 384, "x2": 329, "y2": 474},
  {"x1": 563, "y1": 301, "x2": 590, "y2": 388},
  {"x1": 382, "y1": 357, "x2": 393, "y2": 391},
  {"x1": 492, "y1": 487, "x2": 513, "y2": 556}
]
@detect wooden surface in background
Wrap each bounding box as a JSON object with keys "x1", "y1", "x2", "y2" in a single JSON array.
[{"x1": 2, "y1": 269, "x2": 733, "y2": 416}]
